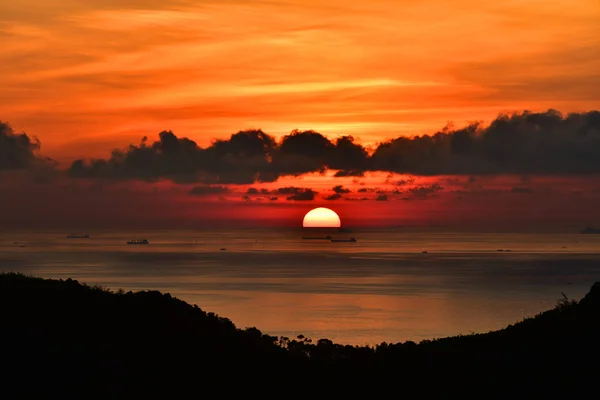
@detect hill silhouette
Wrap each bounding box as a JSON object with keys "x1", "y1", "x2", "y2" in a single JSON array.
[{"x1": 1, "y1": 273, "x2": 599, "y2": 398}]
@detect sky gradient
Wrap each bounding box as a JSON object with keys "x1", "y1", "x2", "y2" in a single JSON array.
[{"x1": 2, "y1": 1, "x2": 600, "y2": 229}]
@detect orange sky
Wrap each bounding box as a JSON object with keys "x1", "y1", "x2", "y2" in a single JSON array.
[
  {"x1": 2, "y1": 1, "x2": 600, "y2": 229},
  {"x1": 2, "y1": 0, "x2": 599, "y2": 163}
]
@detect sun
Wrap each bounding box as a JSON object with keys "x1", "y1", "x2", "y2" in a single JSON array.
[{"x1": 303, "y1": 207, "x2": 341, "y2": 228}]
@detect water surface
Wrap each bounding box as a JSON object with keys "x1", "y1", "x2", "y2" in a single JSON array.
[{"x1": 2, "y1": 228, "x2": 599, "y2": 345}]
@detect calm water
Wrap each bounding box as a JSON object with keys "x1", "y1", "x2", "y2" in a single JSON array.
[{"x1": 2, "y1": 228, "x2": 600, "y2": 345}]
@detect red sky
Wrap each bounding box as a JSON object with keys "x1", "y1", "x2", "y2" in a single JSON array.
[{"x1": 1, "y1": 0, "x2": 600, "y2": 229}]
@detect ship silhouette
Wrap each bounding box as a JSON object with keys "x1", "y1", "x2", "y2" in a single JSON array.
[
  {"x1": 67, "y1": 233, "x2": 90, "y2": 239},
  {"x1": 127, "y1": 239, "x2": 149, "y2": 245}
]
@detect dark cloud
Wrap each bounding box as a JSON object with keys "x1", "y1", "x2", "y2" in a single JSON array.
[
  {"x1": 188, "y1": 185, "x2": 229, "y2": 196},
  {"x1": 0, "y1": 122, "x2": 56, "y2": 178},
  {"x1": 65, "y1": 128, "x2": 369, "y2": 184},
  {"x1": 0, "y1": 122, "x2": 41, "y2": 170},
  {"x1": 246, "y1": 187, "x2": 271, "y2": 195},
  {"x1": 272, "y1": 130, "x2": 334, "y2": 175},
  {"x1": 69, "y1": 129, "x2": 278, "y2": 184},
  {"x1": 5, "y1": 109, "x2": 600, "y2": 186},
  {"x1": 275, "y1": 186, "x2": 317, "y2": 201},
  {"x1": 333, "y1": 169, "x2": 365, "y2": 177},
  {"x1": 324, "y1": 193, "x2": 343, "y2": 200},
  {"x1": 272, "y1": 132, "x2": 368, "y2": 175},
  {"x1": 286, "y1": 190, "x2": 316, "y2": 201},
  {"x1": 276, "y1": 187, "x2": 306, "y2": 194},
  {"x1": 329, "y1": 136, "x2": 369, "y2": 171},
  {"x1": 371, "y1": 110, "x2": 600, "y2": 175},
  {"x1": 269, "y1": 196, "x2": 278, "y2": 201},
  {"x1": 395, "y1": 177, "x2": 416, "y2": 186},
  {"x1": 68, "y1": 131, "x2": 202, "y2": 183},
  {"x1": 332, "y1": 185, "x2": 351, "y2": 194},
  {"x1": 345, "y1": 197, "x2": 368, "y2": 201},
  {"x1": 375, "y1": 194, "x2": 388, "y2": 201},
  {"x1": 206, "y1": 129, "x2": 278, "y2": 184},
  {"x1": 403, "y1": 184, "x2": 444, "y2": 200},
  {"x1": 358, "y1": 187, "x2": 374, "y2": 193}
]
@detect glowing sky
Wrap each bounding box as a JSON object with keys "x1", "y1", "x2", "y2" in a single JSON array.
[
  {"x1": 1, "y1": 1, "x2": 600, "y2": 229},
  {"x1": 2, "y1": 0, "x2": 599, "y2": 161}
]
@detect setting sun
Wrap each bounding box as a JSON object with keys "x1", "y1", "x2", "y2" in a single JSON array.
[{"x1": 303, "y1": 207, "x2": 341, "y2": 228}]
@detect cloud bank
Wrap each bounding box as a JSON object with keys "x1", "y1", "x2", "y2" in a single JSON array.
[
  {"x1": 4, "y1": 110, "x2": 600, "y2": 185},
  {"x1": 0, "y1": 122, "x2": 45, "y2": 170}
]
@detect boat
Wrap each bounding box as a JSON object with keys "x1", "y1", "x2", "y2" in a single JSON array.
[
  {"x1": 580, "y1": 226, "x2": 600, "y2": 234},
  {"x1": 302, "y1": 235, "x2": 332, "y2": 240},
  {"x1": 127, "y1": 239, "x2": 149, "y2": 245},
  {"x1": 330, "y1": 238, "x2": 357, "y2": 243},
  {"x1": 67, "y1": 233, "x2": 90, "y2": 239}
]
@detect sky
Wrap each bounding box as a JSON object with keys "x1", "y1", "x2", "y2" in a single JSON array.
[{"x1": 1, "y1": 0, "x2": 600, "y2": 229}]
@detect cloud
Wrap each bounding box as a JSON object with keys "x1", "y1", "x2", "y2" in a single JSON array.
[
  {"x1": 286, "y1": 190, "x2": 316, "y2": 201},
  {"x1": 272, "y1": 131, "x2": 369, "y2": 176},
  {"x1": 275, "y1": 186, "x2": 317, "y2": 201},
  {"x1": 333, "y1": 169, "x2": 365, "y2": 177},
  {"x1": 68, "y1": 131, "x2": 203, "y2": 183},
  {"x1": 375, "y1": 194, "x2": 388, "y2": 201},
  {"x1": 395, "y1": 177, "x2": 416, "y2": 186},
  {"x1": 0, "y1": 122, "x2": 56, "y2": 176},
  {"x1": 65, "y1": 128, "x2": 371, "y2": 184},
  {"x1": 247, "y1": 187, "x2": 272, "y2": 195},
  {"x1": 403, "y1": 184, "x2": 444, "y2": 200},
  {"x1": 188, "y1": 185, "x2": 229, "y2": 196},
  {"x1": 370, "y1": 110, "x2": 600, "y2": 175},
  {"x1": 206, "y1": 129, "x2": 278, "y2": 183},
  {"x1": 329, "y1": 136, "x2": 369, "y2": 171},
  {"x1": 332, "y1": 185, "x2": 351, "y2": 194},
  {"x1": 4, "y1": 109, "x2": 600, "y2": 186},
  {"x1": 272, "y1": 130, "x2": 334, "y2": 175},
  {"x1": 324, "y1": 193, "x2": 342, "y2": 200},
  {"x1": 69, "y1": 129, "x2": 278, "y2": 184}
]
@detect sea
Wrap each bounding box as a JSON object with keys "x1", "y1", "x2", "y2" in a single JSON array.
[{"x1": 2, "y1": 228, "x2": 600, "y2": 345}]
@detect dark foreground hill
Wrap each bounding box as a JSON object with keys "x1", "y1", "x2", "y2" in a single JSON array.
[{"x1": 1, "y1": 273, "x2": 599, "y2": 398}]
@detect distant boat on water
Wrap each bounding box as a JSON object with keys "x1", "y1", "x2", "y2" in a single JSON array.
[
  {"x1": 330, "y1": 238, "x2": 357, "y2": 243},
  {"x1": 302, "y1": 235, "x2": 332, "y2": 240},
  {"x1": 580, "y1": 227, "x2": 600, "y2": 234},
  {"x1": 67, "y1": 233, "x2": 90, "y2": 239},
  {"x1": 127, "y1": 239, "x2": 149, "y2": 245}
]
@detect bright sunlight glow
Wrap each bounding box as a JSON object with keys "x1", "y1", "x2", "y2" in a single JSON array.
[{"x1": 302, "y1": 207, "x2": 341, "y2": 228}]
